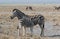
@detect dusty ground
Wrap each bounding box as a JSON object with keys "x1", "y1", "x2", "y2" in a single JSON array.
[{"x1": 0, "y1": 4, "x2": 60, "y2": 39}]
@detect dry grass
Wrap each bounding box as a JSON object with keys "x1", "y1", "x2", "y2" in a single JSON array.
[{"x1": 0, "y1": 4, "x2": 60, "y2": 39}]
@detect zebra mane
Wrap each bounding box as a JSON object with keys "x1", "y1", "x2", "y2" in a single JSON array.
[{"x1": 13, "y1": 9, "x2": 26, "y2": 16}]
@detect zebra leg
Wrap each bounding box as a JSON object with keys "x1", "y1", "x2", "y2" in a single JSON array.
[
  {"x1": 22, "y1": 26, "x2": 26, "y2": 36},
  {"x1": 19, "y1": 21, "x2": 21, "y2": 28},
  {"x1": 30, "y1": 27, "x2": 33, "y2": 37},
  {"x1": 17, "y1": 27, "x2": 19, "y2": 36},
  {"x1": 24, "y1": 27, "x2": 26, "y2": 36},
  {"x1": 39, "y1": 24, "x2": 44, "y2": 37},
  {"x1": 18, "y1": 20, "x2": 22, "y2": 36}
]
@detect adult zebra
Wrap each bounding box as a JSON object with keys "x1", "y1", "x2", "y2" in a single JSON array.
[{"x1": 10, "y1": 9, "x2": 45, "y2": 37}]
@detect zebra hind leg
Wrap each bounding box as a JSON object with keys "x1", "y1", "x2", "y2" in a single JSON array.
[{"x1": 40, "y1": 24, "x2": 44, "y2": 37}]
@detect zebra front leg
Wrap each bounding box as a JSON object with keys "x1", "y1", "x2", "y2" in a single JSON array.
[
  {"x1": 17, "y1": 26, "x2": 21, "y2": 39},
  {"x1": 30, "y1": 27, "x2": 33, "y2": 37},
  {"x1": 17, "y1": 26, "x2": 21, "y2": 36},
  {"x1": 18, "y1": 20, "x2": 22, "y2": 36},
  {"x1": 22, "y1": 26, "x2": 26, "y2": 36}
]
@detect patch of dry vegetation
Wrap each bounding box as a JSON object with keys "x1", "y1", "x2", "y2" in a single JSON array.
[{"x1": 0, "y1": 4, "x2": 60, "y2": 39}]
